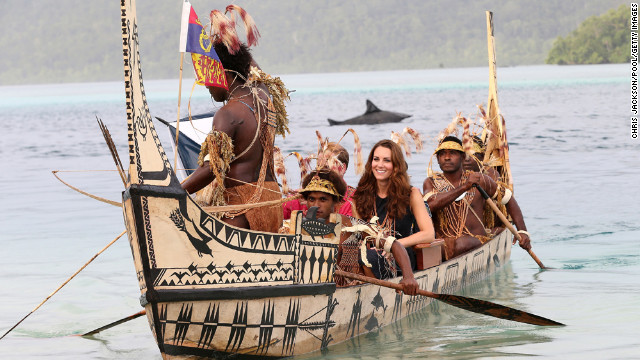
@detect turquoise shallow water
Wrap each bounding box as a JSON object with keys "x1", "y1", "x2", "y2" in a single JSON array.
[{"x1": 1, "y1": 63, "x2": 638, "y2": 359}]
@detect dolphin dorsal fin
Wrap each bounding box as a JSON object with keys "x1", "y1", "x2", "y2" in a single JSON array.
[{"x1": 365, "y1": 99, "x2": 381, "y2": 114}]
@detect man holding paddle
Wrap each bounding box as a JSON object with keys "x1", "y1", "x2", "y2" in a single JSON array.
[
  {"x1": 463, "y1": 136, "x2": 532, "y2": 251},
  {"x1": 423, "y1": 136, "x2": 500, "y2": 260}
]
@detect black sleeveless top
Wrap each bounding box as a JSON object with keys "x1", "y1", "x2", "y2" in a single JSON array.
[
  {"x1": 374, "y1": 195, "x2": 417, "y2": 239},
  {"x1": 369, "y1": 194, "x2": 418, "y2": 276}
]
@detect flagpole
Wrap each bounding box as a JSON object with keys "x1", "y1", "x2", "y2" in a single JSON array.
[{"x1": 174, "y1": 52, "x2": 185, "y2": 171}]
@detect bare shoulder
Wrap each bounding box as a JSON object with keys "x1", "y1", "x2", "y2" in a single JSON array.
[
  {"x1": 422, "y1": 177, "x2": 434, "y2": 192},
  {"x1": 212, "y1": 102, "x2": 248, "y2": 134},
  {"x1": 212, "y1": 105, "x2": 234, "y2": 131},
  {"x1": 410, "y1": 187, "x2": 430, "y2": 220},
  {"x1": 410, "y1": 187, "x2": 424, "y2": 204}
]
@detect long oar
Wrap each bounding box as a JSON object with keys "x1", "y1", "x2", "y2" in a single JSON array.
[
  {"x1": 0, "y1": 230, "x2": 127, "y2": 341},
  {"x1": 334, "y1": 270, "x2": 563, "y2": 326},
  {"x1": 81, "y1": 310, "x2": 146, "y2": 337},
  {"x1": 473, "y1": 184, "x2": 548, "y2": 269}
]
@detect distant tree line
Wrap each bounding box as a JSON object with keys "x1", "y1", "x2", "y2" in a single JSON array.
[
  {"x1": 546, "y1": 5, "x2": 630, "y2": 65},
  {"x1": 0, "y1": 0, "x2": 628, "y2": 85}
]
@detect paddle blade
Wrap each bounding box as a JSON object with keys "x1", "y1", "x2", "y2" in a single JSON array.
[
  {"x1": 428, "y1": 291, "x2": 564, "y2": 326},
  {"x1": 334, "y1": 270, "x2": 563, "y2": 327}
]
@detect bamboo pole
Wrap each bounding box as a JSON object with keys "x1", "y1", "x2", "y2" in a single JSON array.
[
  {"x1": 52, "y1": 171, "x2": 122, "y2": 207},
  {"x1": 0, "y1": 230, "x2": 127, "y2": 340},
  {"x1": 97, "y1": 117, "x2": 127, "y2": 187},
  {"x1": 484, "y1": 10, "x2": 513, "y2": 189},
  {"x1": 173, "y1": 52, "x2": 185, "y2": 171}
]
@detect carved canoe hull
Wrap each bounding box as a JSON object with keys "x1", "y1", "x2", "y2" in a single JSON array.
[
  {"x1": 118, "y1": 0, "x2": 513, "y2": 358},
  {"x1": 122, "y1": 183, "x2": 512, "y2": 358}
]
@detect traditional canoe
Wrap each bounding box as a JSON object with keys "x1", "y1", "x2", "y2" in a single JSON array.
[{"x1": 119, "y1": 0, "x2": 513, "y2": 358}]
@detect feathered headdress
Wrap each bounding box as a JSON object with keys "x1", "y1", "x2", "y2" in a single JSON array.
[
  {"x1": 209, "y1": 5, "x2": 261, "y2": 54},
  {"x1": 428, "y1": 113, "x2": 485, "y2": 176},
  {"x1": 225, "y1": 5, "x2": 260, "y2": 47},
  {"x1": 390, "y1": 127, "x2": 424, "y2": 157},
  {"x1": 273, "y1": 146, "x2": 289, "y2": 194},
  {"x1": 336, "y1": 129, "x2": 364, "y2": 175},
  {"x1": 209, "y1": 10, "x2": 239, "y2": 53},
  {"x1": 273, "y1": 129, "x2": 364, "y2": 194}
]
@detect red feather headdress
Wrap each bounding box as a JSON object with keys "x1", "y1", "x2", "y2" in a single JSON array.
[{"x1": 208, "y1": 5, "x2": 261, "y2": 54}]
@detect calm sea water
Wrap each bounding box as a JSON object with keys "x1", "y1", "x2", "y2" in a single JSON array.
[{"x1": 1, "y1": 64, "x2": 638, "y2": 359}]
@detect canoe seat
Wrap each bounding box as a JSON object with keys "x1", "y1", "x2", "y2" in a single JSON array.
[{"x1": 413, "y1": 240, "x2": 444, "y2": 270}]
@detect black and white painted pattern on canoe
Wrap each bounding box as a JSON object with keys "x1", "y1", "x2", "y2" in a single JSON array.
[{"x1": 119, "y1": 0, "x2": 513, "y2": 358}]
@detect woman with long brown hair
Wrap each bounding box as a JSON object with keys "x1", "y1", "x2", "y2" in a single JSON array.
[{"x1": 353, "y1": 139, "x2": 435, "y2": 280}]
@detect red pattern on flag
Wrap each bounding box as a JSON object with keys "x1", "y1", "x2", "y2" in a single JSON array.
[{"x1": 180, "y1": 3, "x2": 227, "y2": 89}]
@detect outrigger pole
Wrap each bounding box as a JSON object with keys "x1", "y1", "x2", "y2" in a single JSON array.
[
  {"x1": 80, "y1": 310, "x2": 146, "y2": 337},
  {"x1": 0, "y1": 231, "x2": 127, "y2": 340}
]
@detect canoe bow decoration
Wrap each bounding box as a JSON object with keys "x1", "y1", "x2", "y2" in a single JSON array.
[{"x1": 120, "y1": 1, "x2": 516, "y2": 358}]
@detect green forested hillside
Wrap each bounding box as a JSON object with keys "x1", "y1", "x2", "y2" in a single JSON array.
[
  {"x1": 546, "y1": 5, "x2": 630, "y2": 64},
  {"x1": 0, "y1": 0, "x2": 628, "y2": 85}
]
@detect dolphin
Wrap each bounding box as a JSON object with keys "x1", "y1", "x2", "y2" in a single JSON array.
[{"x1": 327, "y1": 99, "x2": 411, "y2": 126}]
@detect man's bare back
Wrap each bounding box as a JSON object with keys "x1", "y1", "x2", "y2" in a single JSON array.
[
  {"x1": 182, "y1": 43, "x2": 283, "y2": 232},
  {"x1": 212, "y1": 83, "x2": 275, "y2": 188}
]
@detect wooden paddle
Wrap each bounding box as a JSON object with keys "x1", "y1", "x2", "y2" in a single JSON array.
[
  {"x1": 335, "y1": 270, "x2": 563, "y2": 326},
  {"x1": 80, "y1": 310, "x2": 146, "y2": 337},
  {"x1": 473, "y1": 184, "x2": 548, "y2": 269}
]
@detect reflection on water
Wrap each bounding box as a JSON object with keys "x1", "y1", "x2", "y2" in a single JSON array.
[
  {"x1": 296, "y1": 264, "x2": 554, "y2": 359},
  {"x1": 1, "y1": 64, "x2": 638, "y2": 359}
]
